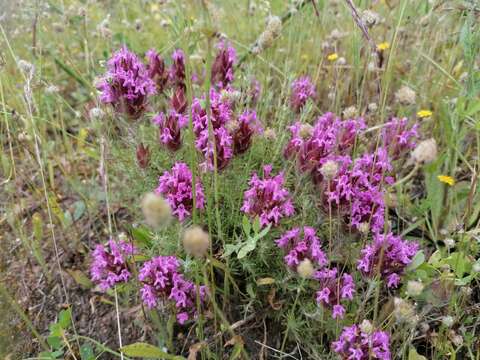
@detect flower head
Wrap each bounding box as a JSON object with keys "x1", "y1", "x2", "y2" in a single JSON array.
[
  {"x1": 211, "y1": 40, "x2": 237, "y2": 89},
  {"x1": 315, "y1": 267, "x2": 355, "y2": 319},
  {"x1": 332, "y1": 324, "x2": 391, "y2": 360},
  {"x1": 394, "y1": 85, "x2": 416, "y2": 105},
  {"x1": 381, "y1": 117, "x2": 419, "y2": 159},
  {"x1": 275, "y1": 227, "x2": 327, "y2": 270},
  {"x1": 438, "y1": 175, "x2": 455, "y2": 186},
  {"x1": 141, "y1": 192, "x2": 172, "y2": 228},
  {"x1": 241, "y1": 165, "x2": 294, "y2": 227},
  {"x1": 146, "y1": 49, "x2": 169, "y2": 93},
  {"x1": 327, "y1": 53, "x2": 339, "y2": 62},
  {"x1": 153, "y1": 111, "x2": 188, "y2": 151},
  {"x1": 377, "y1": 42, "x2": 390, "y2": 51},
  {"x1": 182, "y1": 226, "x2": 210, "y2": 258},
  {"x1": 411, "y1": 138, "x2": 437, "y2": 164},
  {"x1": 97, "y1": 47, "x2": 156, "y2": 118},
  {"x1": 290, "y1": 76, "x2": 316, "y2": 112},
  {"x1": 232, "y1": 109, "x2": 262, "y2": 155},
  {"x1": 358, "y1": 232, "x2": 418, "y2": 288},
  {"x1": 90, "y1": 238, "x2": 137, "y2": 291},
  {"x1": 156, "y1": 162, "x2": 205, "y2": 221},
  {"x1": 417, "y1": 110, "x2": 433, "y2": 118},
  {"x1": 169, "y1": 49, "x2": 186, "y2": 88},
  {"x1": 138, "y1": 256, "x2": 207, "y2": 324}
]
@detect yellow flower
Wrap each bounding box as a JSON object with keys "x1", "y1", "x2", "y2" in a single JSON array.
[
  {"x1": 377, "y1": 42, "x2": 390, "y2": 51},
  {"x1": 327, "y1": 53, "x2": 338, "y2": 62},
  {"x1": 301, "y1": 54, "x2": 309, "y2": 61},
  {"x1": 150, "y1": 4, "x2": 159, "y2": 12},
  {"x1": 438, "y1": 175, "x2": 455, "y2": 186},
  {"x1": 417, "y1": 110, "x2": 433, "y2": 118}
]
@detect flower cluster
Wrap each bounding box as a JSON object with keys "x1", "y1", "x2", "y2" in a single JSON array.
[
  {"x1": 332, "y1": 324, "x2": 391, "y2": 360},
  {"x1": 138, "y1": 256, "x2": 207, "y2": 324},
  {"x1": 315, "y1": 268, "x2": 355, "y2": 319},
  {"x1": 381, "y1": 117, "x2": 419, "y2": 159},
  {"x1": 358, "y1": 232, "x2": 419, "y2": 288},
  {"x1": 232, "y1": 110, "x2": 262, "y2": 155},
  {"x1": 153, "y1": 111, "x2": 188, "y2": 151},
  {"x1": 327, "y1": 149, "x2": 393, "y2": 234},
  {"x1": 169, "y1": 49, "x2": 186, "y2": 89},
  {"x1": 156, "y1": 162, "x2": 205, "y2": 221},
  {"x1": 275, "y1": 227, "x2": 327, "y2": 270},
  {"x1": 146, "y1": 49, "x2": 169, "y2": 93},
  {"x1": 211, "y1": 40, "x2": 236, "y2": 89},
  {"x1": 242, "y1": 165, "x2": 294, "y2": 227},
  {"x1": 90, "y1": 238, "x2": 137, "y2": 291},
  {"x1": 284, "y1": 113, "x2": 365, "y2": 183},
  {"x1": 97, "y1": 47, "x2": 156, "y2": 118},
  {"x1": 290, "y1": 76, "x2": 316, "y2": 112}
]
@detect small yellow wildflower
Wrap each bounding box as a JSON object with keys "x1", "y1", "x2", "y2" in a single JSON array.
[
  {"x1": 438, "y1": 175, "x2": 455, "y2": 186},
  {"x1": 377, "y1": 42, "x2": 390, "y2": 51},
  {"x1": 150, "y1": 4, "x2": 159, "y2": 12},
  {"x1": 417, "y1": 110, "x2": 433, "y2": 118},
  {"x1": 327, "y1": 53, "x2": 338, "y2": 62}
]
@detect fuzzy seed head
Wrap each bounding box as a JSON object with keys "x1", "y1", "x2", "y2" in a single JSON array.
[
  {"x1": 299, "y1": 124, "x2": 314, "y2": 139},
  {"x1": 442, "y1": 316, "x2": 454, "y2": 328},
  {"x1": 444, "y1": 238, "x2": 455, "y2": 249},
  {"x1": 297, "y1": 258, "x2": 315, "y2": 279},
  {"x1": 368, "y1": 102, "x2": 378, "y2": 112},
  {"x1": 141, "y1": 192, "x2": 172, "y2": 229},
  {"x1": 357, "y1": 222, "x2": 370, "y2": 234},
  {"x1": 263, "y1": 128, "x2": 277, "y2": 141},
  {"x1": 320, "y1": 160, "x2": 339, "y2": 180},
  {"x1": 359, "y1": 320, "x2": 373, "y2": 334},
  {"x1": 342, "y1": 106, "x2": 357, "y2": 119},
  {"x1": 395, "y1": 85, "x2": 416, "y2": 105},
  {"x1": 361, "y1": 10, "x2": 380, "y2": 27},
  {"x1": 393, "y1": 297, "x2": 417, "y2": 324},
  {"x1": 182, "y1": 226, "x2": 210, "y2": 258},
  {"x1": 89, "y1": 107, "x2": 105, "y2": 120},
  {"x1": 407, "y1": 280, "x2": 424, "y2": 296},
  {"x1": 411, "y1": 138, "x2": 437, "y2": 164}
]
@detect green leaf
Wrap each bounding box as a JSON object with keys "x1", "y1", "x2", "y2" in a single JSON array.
[
  {"x1": 428, "y1": 250, "x2": 442, "y2": 267},
  {"x1": 223, "y1": 244, "x2": 240, "y2": 258},
  {"x1": 407, "y1": 251, "x2": 425, "y2": 271},
  {"x1": 58, "y1": 308, "x2": 72, "y2": 329},
  {"x1": 446, "y1": 252, "x2": 472, "y2": 278},
  {"x1": 72, "y1": 200, "x2": 86, "y2": 221},
  {"x1": 67, "y1": 269, "x2": 93, "y2": 289},
  {"x1": 409, "y1": 347, "x2": 427, "y2": 360},
  {"x1": 252, "y1": 216, "x2": 261, "y2": 234},
  {"x1": 242, "y1": 215, "x2": 251, "y2": 235},
  {"x1": 120, "y1": 342, "x2": 186, "y2": 359},
  {"x1": 130, "y1": 226, "x2": 153, "y2": 247},
  {"x1": 47, "y1": 335, "x2": 62, "y2": 350},
  {"x1": 237, "y1": 239, "x2": 257, "y2": 259},
  {"x1": 80, "y1": 343, "x2": 95, "y2": 360}
]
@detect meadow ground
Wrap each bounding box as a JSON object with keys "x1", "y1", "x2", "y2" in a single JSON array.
[{"x1": 1, "y1": 0, "x2": 480, "y2": 359}]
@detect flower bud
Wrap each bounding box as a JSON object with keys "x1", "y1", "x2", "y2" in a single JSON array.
[
  {"x1": 297, "y1": 258, "x2": 314, "y2": 279},
  {"x1": 141, "y1": 192, "x2": 172, "y2": 228},
  {"x1": 360, "y1": 319, "x2": 373, "y2": 334},
  {"x1": 182, "y1": 226, "x2": 210, "y2": 258}
]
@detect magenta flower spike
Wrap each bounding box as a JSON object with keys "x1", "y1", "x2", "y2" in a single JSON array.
[
  {"x1": 211, "y1": 40, "x2": 237, "y2": 89},
  {"x1": 290, "y1": 76, "x2": 316, "y2": 112}
]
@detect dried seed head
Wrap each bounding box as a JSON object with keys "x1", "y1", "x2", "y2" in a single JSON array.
[
  {"x1": 342, "y1": 106, "x2": 357, "y2": 119},
  {"x1": 442, "y1": 315, "x2": 454, "y2": 328},
  {"x1": 407, "y1": 280, "x2": 424, "y2": 297},
  {"x1": 393, "y1": 297, "x2": 418, "y2": 324},
  {"x1": 451, "y1": 334, "x2": 463, "y2": 347},
  {"x1": 297, "y1": 258, "x2": 315, "y2": 279},
  {"x1": 89, "y1": 107, "x2": 105, "y2": 120},
  {"x1": 368, "y1": 102, "x2": 378, "y2": 112},
  {"x1": 182, "y1": 226, "x2": 210, "y2": 258},
  {"x1": 263, "y1": 128, "x2": 277, "y2": 141},
  {"x1": 411, "y1": 138, "x2": 437, "y2": 164},
  {"x1": 299, "y1": 124, "x2": 314, "y2": 139},
  {"x1": 359, "y1": 320, "x2": 373, "y2": 334},
  {"x1": 444, "y1": 238, "x2": 455, "y2": 249},
  {"x1": 395, "y1": 85, "x2": 416, "y2": 105},
  {"x1": 320, "y1": 160, "x2": 338, "y2": 180},
  {"x1": 357, "y1": 222, "x2": 370, "y2": 234},
  {"x1": 141, "y1": 192, "x2": 172, "y2": 229},
  {"x1": 361, "y1": 10, "x2": 380, "y2": 27}
]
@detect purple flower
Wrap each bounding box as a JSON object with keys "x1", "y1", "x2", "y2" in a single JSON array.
[
  {"x1": 290, "y1": 76, "x2": 316, "y2": 112},
  {"x1": 153, "y1": 111, "x2": 188, "y2": 151},
  {"x1": 284, "y1": 113, "x2": 365, "y2": 183},
  {"x1": 275, "y1": 227, "x2": 327, "y2": 269},
  {"x1": 327, "y1": 149, "x2": 392, "y2": 234},
  {"x1": 232, "y1": 110, "x2": 262, "y2": 155},
  {"x1": 138, "y1": 256, "x2": 207, "y2": 324},
  {"x1": 90, "y1": 238, "x2": 137, "y2": 291},
  {"x1": 241, "y1": 165, "x2": 294, "y2": 227},
  {"x1": 314, "y1": 268, "x2": 355, "y2": 319},
  {"x1": 146, "y1": 49, "x2": 169, "y2": 93},
  {"x1": 192, "y1": 89, "x2": 234, "y2": 171},
  {"x1": 358, "y1": 232, "x2": 419, "y2": 288},
  {"x1": 169, "y1": 49, "x2": 186, "y2": 88},
  {"x1": 332, "y1": 324, "x2": 391, "y2": 360},
  {"x1": 97, "y1": 47, "x2": 156, "y2": 118},
  {"x1": 381, "y1": 117, "x2": 419, "y2": 159},
  {"x1": 170, "y1": 86, "x2": 187, "y2": 114},
  {"x1": 156, "y1": 162, "x2": 205, "y2": 221},
  {"x1": 248, "y1": 77, "x2": 261, "y2": 106},
  {"x1": 211, "y1": 40, "x2": 237, "y2": 89}
]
